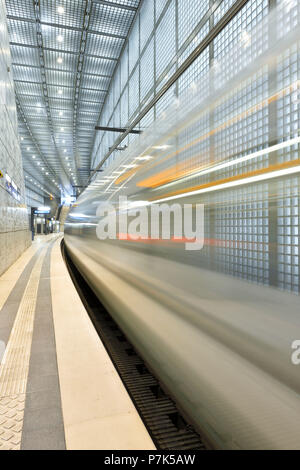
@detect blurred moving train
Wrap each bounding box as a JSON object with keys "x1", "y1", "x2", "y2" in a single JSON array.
[{"x1": 65, "y1": 5, "x2": 300, "y2": 450}]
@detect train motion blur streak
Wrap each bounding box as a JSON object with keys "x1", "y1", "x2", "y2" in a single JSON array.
[{"x1": 65, "y1": 3, "x2": 300, "y2": 450}]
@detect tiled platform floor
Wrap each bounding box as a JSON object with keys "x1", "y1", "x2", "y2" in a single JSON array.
[{"x1": 0, "y1": 234, "x2": 155, "y2": 450}]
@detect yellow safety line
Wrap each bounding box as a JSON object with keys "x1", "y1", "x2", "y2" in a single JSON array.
[{"x1": 0, "y1": 248, "x2": 47, "y2": 450}]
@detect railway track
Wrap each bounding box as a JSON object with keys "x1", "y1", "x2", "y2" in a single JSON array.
[{"x1": 62, "y1": 240, "x2": 207, "y2": 451}]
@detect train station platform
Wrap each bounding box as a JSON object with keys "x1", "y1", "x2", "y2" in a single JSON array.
[{"x1": 0, "y1": 234, "x2": 155, "y2": 450}]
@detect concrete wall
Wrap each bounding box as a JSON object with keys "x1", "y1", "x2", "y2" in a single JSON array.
[
  {"x1": 0, "y1": 0, "x2": 31, "y2": 276},
  {"x1": 44, "y1": 197, "x2": 59, "y2": 219},
  {"x1": 25, "y1": 187, "x2": 44, "y2": 209}
]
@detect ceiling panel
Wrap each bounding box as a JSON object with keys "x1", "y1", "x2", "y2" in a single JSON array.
[{"x1": 6, "y1": 0, "x2": 140, "y2": 197}]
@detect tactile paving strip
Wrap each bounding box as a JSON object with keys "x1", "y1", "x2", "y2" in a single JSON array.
[
  {"x1": 0, "y1": 395, "x2": 25, "y2": 450},
  {"x1": 0, "y1": 250, "x2": 46, "y2": 450}
]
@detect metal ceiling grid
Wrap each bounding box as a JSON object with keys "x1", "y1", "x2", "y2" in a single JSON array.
[
  {"x1": 106, "y1": 0, "x2": 140, "y2": 6},
  {"x1": 45, "y1": 68, "x2": 74, "y2": 86},
  {"x1": 10, "y1": 44, "x2": 40, "y2": 66},
  {"x1": 5, "y1": 0, "x2": 140, "y2": 197},
  {"x1": 21, "y1": 106, "x2": 46, "y2": 117},
  {"x1": 7, "y1": 18, "x2": 38, "y2": 46},
  {"x1": 52, "y1": 107, "x2": 73, "y2": 118},
  {"x1": 78, "y1": 109, "x2": 99, "y2": 120},
  {"x1": 81, "y1": 74, "x2": 111, "y2": 90},
  {"x1": 6, "y1": 0, "x2": 35, "y2": 19},
  {"x1": 86, "y1": 33, "x2": 125, "y2": 59},
  {"x1": 79, "y1": 88, "x2": 106, "y2": 102},
  {"x1": 15, "y1": 81, "x2": 44, "y2": 97},
  {"x1": 17, "y1": 119, "x2": 60, "y2": 189},
  {"x1": 83, "y1": 55, "x2": 116, "y2": 76},
  {"x1": 42, "y1": 25, "x2": 82, "y2": 52},
  {"x1": 40, "y1": 0, "x2": 86, "y2": 29},
  {"x1": 25, "y1": 118, "x2": 50, "y2": 130},
  {"x1": 12, "y1": 65, "x2": 42, "y2": 83},
  {"x1": 78, "y1": 99, "x2": 102, "y2": 111},
  {"x1": 15, "y1": 94, "x2": 44, "y2": 108},
  {"x1": 48, "y1": 98, "x2": 73, "y2": 114},
  {"x1": 43, "y1": 48, "x2": 77, "y2": 70},
  {"x1": 47, "y1": 84, "x2": 74, "y2": 100},
  {"x1": 90, "y1": 2, "x2": 136, "y2": 37}
]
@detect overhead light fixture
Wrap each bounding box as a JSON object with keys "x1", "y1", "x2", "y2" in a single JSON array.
[
  {"x1": 59, "y1": 111, "x2": 63, "y2": 116},
  {"x1": 189, "y1": 81, "x2": 197, "y2": 91},
  {"x1": 58, "y1": 89, "x2": 63, "y2": 95},
  {"x1": 32, "y1": 155, "x2": 36, "y2": 159},
  {"x1": 57, "y1": 57, "x2": 63, "y2": 64},
  {"x1": 61, "y1": 127, "x2": 64, "y2": 131},
  {"x1": 135, "y1": 156, "x2": 154, "y2": 161},
  {"x1": 57, "y1": 6, "x2": 64, "y2": 14},
  {"x1": 241, "y1": 30, "x2": 251, "y2": 48},
  {"x1": 27, "y1": 147, "x2": 30, "y2": 151},
  {"x1": 121, "y1": 164, "x2": 137, "y2": 169},
  {"x1": 153, "y1": 145, "x2": 172, "y2": 150},
  {"x1": 57, "y1": 35, "x2": 63, "y2": 43},
  {"x1": 37, "y1": 162, "x2": 40, "y2": 166}
]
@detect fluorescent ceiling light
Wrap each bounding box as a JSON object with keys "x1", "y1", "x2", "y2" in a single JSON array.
[
  {"x1": 135, "y1": 156, "x2": 154, "y2": 161},
  {"x1": 153, "y1": 145, "x2": 171, "y2": 150}
]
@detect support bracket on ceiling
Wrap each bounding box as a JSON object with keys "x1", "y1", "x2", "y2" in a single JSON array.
[{"x1": 95, "y1": 126, "x2": 142, "y2": 135}]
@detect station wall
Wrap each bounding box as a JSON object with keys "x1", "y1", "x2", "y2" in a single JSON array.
[
  {"x1": 0, "y1": 0, "x2": 31, "y2": 276},
  {"x1": 91, "y1": 0, "x2": 300, "y2": 294},
  {"x1": 25, "y1": 187, "x2": 44, "y2": 209}
]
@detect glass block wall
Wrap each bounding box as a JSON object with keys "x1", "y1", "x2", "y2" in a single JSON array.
[{"x1": 91, "y1": 0, "x2": 300, "y2": 293}]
